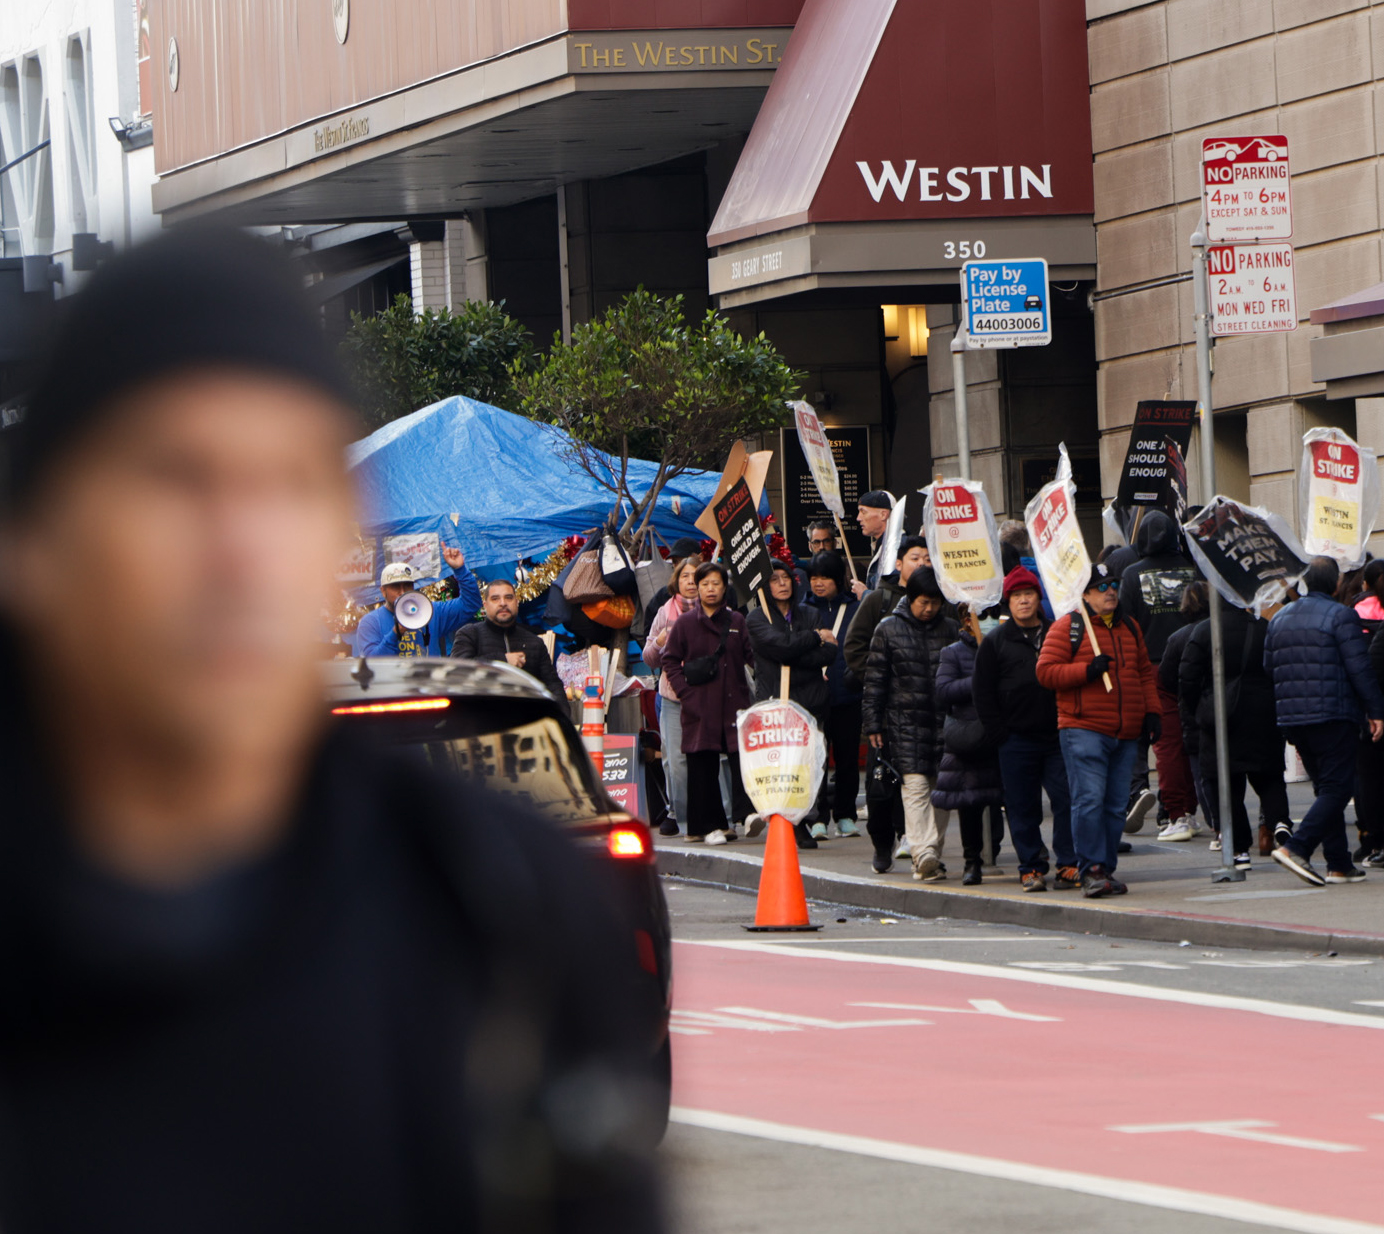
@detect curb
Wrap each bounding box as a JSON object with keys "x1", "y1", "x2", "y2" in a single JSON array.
[{"x1": 656, "y1": 846, "x2": 1384, "y2": 957}]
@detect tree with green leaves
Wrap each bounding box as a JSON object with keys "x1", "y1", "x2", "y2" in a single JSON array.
[
  {"x1": 338, "y1": 295, "x2": 534, "y2": 430},
  {"x1": 514, "y1": 290, "x2": 800, "y2": 544}
]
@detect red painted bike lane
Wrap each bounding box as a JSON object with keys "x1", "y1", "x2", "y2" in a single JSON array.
[{"x1": 670, "y1": 941, "x2": 1384, "y2": 1226}]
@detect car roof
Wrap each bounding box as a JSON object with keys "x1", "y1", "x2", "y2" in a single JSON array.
[{"x1": 323, "y1": 656, "x2": 561, "y2": 706}]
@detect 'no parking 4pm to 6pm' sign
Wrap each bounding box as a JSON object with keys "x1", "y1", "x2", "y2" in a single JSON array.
[{"x1": 962, "y1": 258, "x2": 1051, "y2": 349}]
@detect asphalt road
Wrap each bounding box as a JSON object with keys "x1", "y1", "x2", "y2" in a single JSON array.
[{"x1": 658, "y1": 879, "x2": 1384, "y2": 1234}]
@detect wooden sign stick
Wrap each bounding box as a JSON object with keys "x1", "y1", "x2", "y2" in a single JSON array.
[
  {"x1": 1079, "y1": 605, "x2": 1114, "y2": 693},
  {"x1": 831, "y1": 512, "x2": 860, "y2": 583}
]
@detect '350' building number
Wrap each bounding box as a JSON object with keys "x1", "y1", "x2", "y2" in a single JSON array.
[{"x1": 942, "y1": 241, "x2": 987, "y2": 259}]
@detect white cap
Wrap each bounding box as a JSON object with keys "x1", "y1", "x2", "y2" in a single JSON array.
[{"x1": 380, "y1": 562, "x2": 419, "y2": 587}]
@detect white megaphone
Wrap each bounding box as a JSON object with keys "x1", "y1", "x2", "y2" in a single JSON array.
[{"x1": 394, "y1": 590, "x2": 433, "y2": 631}]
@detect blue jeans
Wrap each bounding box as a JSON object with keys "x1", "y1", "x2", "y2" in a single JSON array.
[
  {"x1": 997, "y1": 732, "x2": 1075, "y2": 874},
  {"x1": 1284, "y1": 721, "x2": 1358, "y2": 873},
  {"x1": 1059, "y1": 728, "x2": 1139, "y2": 875}
]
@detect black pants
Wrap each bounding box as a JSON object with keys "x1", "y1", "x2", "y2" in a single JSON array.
[
  {"x1": 957, "y1": 805, "x2": 1006, "y2": 863},
  {"x1": 864, "y1": 745, "x2": 905, "y2": 854},
  {"x1": 686, "y1": 749, "x2": 754, "y2": 838},
  {"x1": 1203, "y1": 767, "x2": 1290, "y2": 855},
  {"x1": 1355, "y1": 732, "x2": 1384, "y2": 852},
  {"x1": 1284, "y1": 721, "x2": 1358, "y2": 872},
  {"x1": 824, "y1": 701, "x2": 863, "y2": 822}
]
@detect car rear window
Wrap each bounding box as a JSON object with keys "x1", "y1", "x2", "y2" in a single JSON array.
[{"x1": 336, "y1": 696, "x2": 605, "y2": 825}]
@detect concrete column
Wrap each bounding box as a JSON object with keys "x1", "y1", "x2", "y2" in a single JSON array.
[
  {"x1": 409, "y1": 239, "x2": 448, "y2": 314},
  {"x1": 457, "y1": 214, "x2": 488, "y2": 305}
]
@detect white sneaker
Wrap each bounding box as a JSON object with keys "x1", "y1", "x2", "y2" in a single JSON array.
[
  {"x1": 1124, "y1": 789, "x2": 1157, "y2": 834},
  {"x1": 704, "y1": 829, "x2": 728, "y2": 846},
  {"x1": 1209, "y1": 835, "x2": 1222, "y2": 852},
  {"x1": 743, "y1": 814, "x2": 766, "y2": 839},
  {"x1": 1160, "y1": 819, "x2": 1196, "y2": 842},
  {"x1": 894, "y1": 836, "x2": 912, "y2": 860}
]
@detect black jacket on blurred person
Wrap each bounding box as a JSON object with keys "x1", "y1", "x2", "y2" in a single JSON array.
[
  {"x1": 0, "y1": 227, "x2": 660, "y2": 1234},
  {"x1": 0, "y1": 633, "x2": 661, "y2": 1234}
]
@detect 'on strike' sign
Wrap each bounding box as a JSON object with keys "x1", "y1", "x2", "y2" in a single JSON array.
[{"x1": 1209, "y1": 243, "x2": 1296, "y2": 336}]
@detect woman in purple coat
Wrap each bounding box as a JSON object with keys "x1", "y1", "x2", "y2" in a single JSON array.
[{"x1": 662, "y1": 562, "x2": 757, "y2": 845}]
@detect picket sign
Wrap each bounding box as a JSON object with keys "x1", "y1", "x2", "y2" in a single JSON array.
[
  {"x1": 791, "y1": 400, "x2": 860, "y2": 584},
  {"x1": 1299, "y1": 427, "x2": 1379, "y2": 570},
  {"x1": 1024, "y1": 445, "x2": 1110, "y2": 692}
]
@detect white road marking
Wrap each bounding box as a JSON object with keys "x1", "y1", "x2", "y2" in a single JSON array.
[
  {"x1": 851, "y1": 999, "x2": 1061, "y2": 1022},
  {"x1": 1110, "y1": 1120, "x2": 1363, "y2": 1153},
  {"x1": 776, "y1": 935, "x2": 1070, "y2": 943},
  {"x1": 679, "y1": 939, "x2": 1384, "y2": 1030},
  {"x1": 1186, "y1": 888, "x2": 1327, "y2": 902},
  {"x1": 1355, "y1": 1000, "x2": 1384, "y2": 1008},
  {"x1": 715, "y1": 1007, "x2": 932, "y2": 1030},
  {"x1": 671, "y1": 1010, "x2": 799, "y2": 1033},
  {"x1": 670, "y1": 1107, "x2": 1384, "y2": 1234}
]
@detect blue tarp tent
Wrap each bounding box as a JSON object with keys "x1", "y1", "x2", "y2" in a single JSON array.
[{"x1": 343, "y1": 396, "x2": 724, "y2": 601}]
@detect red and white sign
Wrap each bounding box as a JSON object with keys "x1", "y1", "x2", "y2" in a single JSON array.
[
  {"x1": 1201, "y1": 135, "x2": 1292, "y2": 243},
  {"x1": 1208, "y1": 243, "x2": 1296, "y2": 336},
  {"x1": 1023, "y1": 448, "x2": 1089, "y2": 618},
  {"x1": 791, "y1": 400, "x2": 845, "y2": 519},
  {"x1": 1300, "y1": 427, "x2": 1379, "y2": 569},
  {"x1": 736, "y1": 700, "x2": 825, "y2": 824},
  {"x1": 924, "y1": 480, "x2": 1002, "y2": 610}
]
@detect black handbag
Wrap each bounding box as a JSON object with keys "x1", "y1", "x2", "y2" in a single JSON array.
[
  {"x1": 943, "y1": 714, "x2": 989, "y2": 756},
  {"x1": 682, "y1": 622, "x2": 730, "y2": 687}
]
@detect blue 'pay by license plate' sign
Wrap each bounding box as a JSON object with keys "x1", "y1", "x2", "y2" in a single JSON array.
[{"x1": 962, "y1": 258, "x2": 1051, "y2": 348}]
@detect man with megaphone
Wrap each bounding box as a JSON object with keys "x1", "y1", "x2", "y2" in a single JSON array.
[{"x1": 354, "y1": 546, "x2": 480, "y2": 657}]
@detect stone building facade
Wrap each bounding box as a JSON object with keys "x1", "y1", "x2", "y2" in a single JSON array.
[{"x1": 1088, "y1": 0, "x2": 1384, "y2": 544}]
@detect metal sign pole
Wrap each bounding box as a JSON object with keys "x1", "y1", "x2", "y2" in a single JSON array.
[
  {"x1": 1192, "y1": 213, "x2": 1243, "y2": 883},
  {"x1": 952, "y1": 326, "x2": 971, "y2": 481}
]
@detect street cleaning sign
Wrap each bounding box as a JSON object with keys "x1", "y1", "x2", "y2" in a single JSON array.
[
  {"x1": 961, "y1": 258, "x2": 1050, "y2": 348},
  {"x1": 736, "y1": 699, "x2": 826, "y2": 825},
  {"x1": 1299, "y1": 427, "x2": 1379, "y2": 570},
  {"x1": 1208, "y1": 242, "x2": 1296, "y2": 335},
  {"x1": 1201, "y1": 135, "x2": 1292, "y2": 243},
  {"x1": 923, "y1": 479, "x2": 1003, "y2": 610}
]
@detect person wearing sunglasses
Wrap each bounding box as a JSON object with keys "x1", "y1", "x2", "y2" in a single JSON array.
[{"x1": 1035, "y1": 562, "x2": 1161, "y2": 898}]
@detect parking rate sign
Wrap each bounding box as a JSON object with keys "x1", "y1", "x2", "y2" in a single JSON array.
[
  {"x1": 962, "y1": 259, "x2": 1051, "y2": 348},
  {"x1": 1202, "y1": 135, "x2": 1292, "y2": 242},
  {"x1": 1208, "y1": 243, "x2": 1296, "y2": 336}
]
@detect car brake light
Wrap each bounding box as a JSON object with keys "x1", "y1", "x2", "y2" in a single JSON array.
[
  {"x1": 608, "y1": 826, "x2": 649, "y2": 859},
  {"x1": 331, "y1": 698, "x2": 451, "y2": 716}
]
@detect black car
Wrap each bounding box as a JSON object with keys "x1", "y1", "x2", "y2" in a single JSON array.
[{"x1": 324, "y1": 656, "x2": 672, "y2": 1131}]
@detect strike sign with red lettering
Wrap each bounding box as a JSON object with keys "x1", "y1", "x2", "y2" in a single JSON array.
[
  {"x1": 1024, "y1": 445, "x2": 1090, "y2": 618},
  {"x1": 1299, "y1": 427, "x2": 1379, "y2": 570},
  {"x1": 791, "y1": 399, "x2": 845, "y2": 519},
  {"x1": 923, "y1": 479, "x2": 1002, "y2": 609},
  {"x1": 1202, "y1": 135, "x2": 1291, "y2": 243},
  {"x1": 736, "y1": 699, "x2": 825, "y2": 824}
]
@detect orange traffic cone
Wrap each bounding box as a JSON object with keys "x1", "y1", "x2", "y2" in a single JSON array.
[{"x1": 744, "y1": 813, "x2": 821, "y2": 932}]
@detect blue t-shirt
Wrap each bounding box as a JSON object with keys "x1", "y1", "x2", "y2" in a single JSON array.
[{"x1": 354, "y1": 568, "x2": 482, "y2": 657}]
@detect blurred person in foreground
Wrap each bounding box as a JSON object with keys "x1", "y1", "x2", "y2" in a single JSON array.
[{"x1": 0, "y1": 230, "x2": 662, "y2": 1234}]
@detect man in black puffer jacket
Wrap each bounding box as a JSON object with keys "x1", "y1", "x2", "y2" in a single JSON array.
[
  {"x1": 862, "y1": 569, "x2": 959, "y2": 882},
  {"x1": 451, "y1": 578, "x2": 565, "y2": 698}
]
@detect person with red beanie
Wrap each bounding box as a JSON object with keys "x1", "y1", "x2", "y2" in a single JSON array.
[{"x1": 973, "y1": 567, "x2": 1077, "y2": 892}]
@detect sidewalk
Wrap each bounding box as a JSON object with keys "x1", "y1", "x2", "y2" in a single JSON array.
[{"x1": 656, "y1": 784, "x2": 1384, "y2": 954}]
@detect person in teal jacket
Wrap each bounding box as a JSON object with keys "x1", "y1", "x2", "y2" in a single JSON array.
[{"x1": 354, "y1": 545, "x2": 480, "y2": 657}]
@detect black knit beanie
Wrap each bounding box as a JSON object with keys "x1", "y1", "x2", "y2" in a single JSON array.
[{"x1": 4, "y1": 226, "x2": 355, "y2": 512}]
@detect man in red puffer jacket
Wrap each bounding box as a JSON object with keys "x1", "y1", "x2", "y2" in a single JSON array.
[{"x1": 1036, "y1": 563, "x2": 1161, "y2": 898}]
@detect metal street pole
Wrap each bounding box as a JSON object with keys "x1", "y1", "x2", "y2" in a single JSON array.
[
  {"x1": 1192, "y1": 213, "x2": 1243, "y2": 882},
  {"x1": 952, "y1": 325, "x2": 971, "y2": 481}
]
